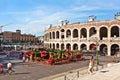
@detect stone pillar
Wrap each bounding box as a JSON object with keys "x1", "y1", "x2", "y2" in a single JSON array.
[
  {"x1": 54, "y1": 43, "x2": 56, "y2": 50},
  {"x1": 96, "y1": 28, "x2": 99, "y2": 39},
  {"x1": 54, "y1": 32, "x2": 56, "y2": 39},
  {"x1": 107, "y1": 28, "x2": 111, "y2": 56},
  {"x1": 64, "y1": 30, "x2": 66, "y2": 40},
  {"x1": 107, "y1": 45, "x2": 111, "y2": 56},
  {"x1": 71, "y1": 29, "x2": 73, "y2": 42},
  {"x1": 59, "y1": 31, "x2": 61, "y2": 40},
  {"x1": 87, "y1": 44, "x2": 89, "y2": 50},
  {"x1": 71, "y1": 43, "x2": 73, "y2": 51},
  {"x1": 87, "y1": 28, "x2": 89, "y2": 39},
  {"x1": 64, "y1": 43, "x2": 66, "y2": 50},
  {"x1": 59, "y1": 43, "x2": 61, "y2": 50},
  {"x1": 78, "y1": 43, "x2": 80, "y2": 50},
  {"x1": 78, "y1": 29, "x2": 80, "y2": 40}
]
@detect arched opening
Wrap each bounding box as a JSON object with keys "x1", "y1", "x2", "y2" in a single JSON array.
[
  {"x1": 89, "y1": 27, "x2": 96, "y2": 37},
  {"x1": 80, "y1": 28, "x2": 87, "y2": 38},
  {"x1": 100, "y1": 44, "x2": 107, "y2": 56},
  {"x1": 53, "y1": 43, "x2": 55, "y2": 50},
  {"x1": 56, "y1": 43, "x2": 59, "y2": 49},
  {"x1": 66, "y1": 43, "x2": 71, "y2": 50},
  {"x1": 50, "y1": 43, "x2": 51, "y2": 48},
  {"x1": 100, "y1": 27, "x2": 108, "y2": 40},
  {"x1": 73, "y1": 29, "x2": 78, "y2": 38},
  {"x1": 66, "y1": 29, "x2": 71, "y2": 38},
  {"x1": 90, "y1": 43, "x2": 96, "y2": 50},
  {"x1": 80, "y1": 44, "x2": 87, "y2": 50},
  {"x1": 111, "y1": 26, "x2": 119, "y2": 37},
  {"x1": 61, "y1": 43, "x2": 64, "y2": 50},
  {"x1": 52, "y1": 32, "x2": 55, "y2": 39},
  {"x1": 61, "y1": 29, "x2": 65, "y2": 39},
  {"x1": 56, "y1": 31, "x2": 59, "y2": 39},
  {"x1": 50, "y1": 32, "x2": 52, "y2": 39},
  {"x1": 111, "y1": 44, "x2": 119, "y2": 56},
  {"x1": 73, "y1": 43, "x2": 78, "y2": 50}
]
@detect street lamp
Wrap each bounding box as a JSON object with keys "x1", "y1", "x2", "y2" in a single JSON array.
[{"x1": 0, "y1": 33, "x2": 3, "y2": 50}]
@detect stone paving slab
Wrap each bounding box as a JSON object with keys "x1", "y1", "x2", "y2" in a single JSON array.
[{"x1": 76, "y1": 63, "x2": 120, "y2": 80}]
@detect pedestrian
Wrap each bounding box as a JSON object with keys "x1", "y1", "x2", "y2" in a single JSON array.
[
  {"x1": 7, "y1": 61, "x2": 14, "y2": 75},
  {"x1": 0, "y1": 63, "x2": 4, "y2": 73},
  {"x1": 22, "y1": 56, "x2": 26, "y2": 62},
  {"x1": 88, "y1": 56, "x2": 94, "y2": 74}
]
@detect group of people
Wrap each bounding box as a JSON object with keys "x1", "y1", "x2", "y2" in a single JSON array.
[{"x1": 0, "y1": 61, "x2": 14, "y2": 75}]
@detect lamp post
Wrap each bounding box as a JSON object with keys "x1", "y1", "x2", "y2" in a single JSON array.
[
  {"x1": 0, "y1": 33, "x2": 3, "y2": 50},
  {"x1": 95, "y1": 41, "x2": 99, "y2": 71}
]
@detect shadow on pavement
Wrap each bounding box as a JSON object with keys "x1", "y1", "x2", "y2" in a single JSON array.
[
  {"x1": 14, "y1": 72, "x2": 30, "y2": 75},
  {"x1": 100, "y1": 70, "x2": 109, "y2": 73}
]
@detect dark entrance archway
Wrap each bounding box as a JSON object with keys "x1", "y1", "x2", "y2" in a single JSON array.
[
  {"x1": 100, "y1": 44, "x2": 107, "y2": 56},
  {"x1": 80, "y1": 44, "x2": 87, "y2": 50},
  {"x1": 111, "y1": 44, "x2": 119, "y2": 56},
  {"x1": 61, "y1": 43, "x2": 64, "y2": 50},
  {"x1": 73, "y1": 43, "x2": 78, "y2": 50},
  {"x1": 66, "y1": 43, "x2": 71, "y2": 50}
]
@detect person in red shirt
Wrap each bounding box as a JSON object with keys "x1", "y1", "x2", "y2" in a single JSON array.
[{"x1": 0, "y1": 63, "x2": 4, "y2": 73}]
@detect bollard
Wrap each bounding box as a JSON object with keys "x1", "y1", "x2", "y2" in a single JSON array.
[
  {"x1": 77, "y1": 71, "x2": 79, "y2": 78},
  {"x1": 64, "y1": 75, "x2": 66, "y2": 80}
]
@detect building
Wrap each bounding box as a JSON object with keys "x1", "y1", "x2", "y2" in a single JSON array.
[
  {"x1": 44, "y1": 14, "x2": 120, "y2": 56},
  {"x1": 2, "y1": 30, "x2": 38, "y2": 44}
]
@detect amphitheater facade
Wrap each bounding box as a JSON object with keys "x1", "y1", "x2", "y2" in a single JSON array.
[{"x1": 44, "y1": 16, "x2": 120, "y2": 56}]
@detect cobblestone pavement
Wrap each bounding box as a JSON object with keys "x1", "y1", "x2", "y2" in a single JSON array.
[{"x1": 0, "y1": 55, "x2": 119, "y2": 80}]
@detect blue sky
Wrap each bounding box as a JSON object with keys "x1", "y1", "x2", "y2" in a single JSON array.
[{"x1": 0, "y1": 0, "x2": 120, "y2": 36}]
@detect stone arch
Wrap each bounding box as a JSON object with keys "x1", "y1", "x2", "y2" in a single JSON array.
[
  {"x1": 73, "y1": 29, "x2": 78, "y2": 38},
  {"x1": 50, "y1": 43, "x2": 52, "y2": 48},
  {"x1": 89, "y1": 27, "x2": 96, "y2": 37},
  {"x1": 50, "y1": 32, "x2": 52, "y2": 39},
  {"x1": 61, "y1": 29, "x2": 65, "y2": 39},
  {"x1": 100, "y1": 44, "x2": 107, "y2": 56},
  {"x1": 89, "y1": 43, "x2": 96, "y2": 50},
  {"x1": 80, "y1": 28, "x2": 87, "y2": 38},
  {"x1": 66, "y1": 29, "x2": 71, "y2": 38},
  {"x1": 111, "y1": 26, "x2": 119, "y2": 37},
  {"x1": 80, "y1": 44, "x2": 87, "y2": 50},
  {"x1": 61, "y1": 43, "x2": 64, "y2": 50},
  {"x1": 56, "y1": 43, "x2": 59, "y2": 49},
  {"x1": 56, "y1": 31, "x2": 59, "y2": 39},
  {"x1": 52, "y1": 32, "x2": 55, "y2": 39},
  {"x1": 53, "y1": 43, "x2": 55, "y2": 50},
  {"x1": 66, "y1": 43, "x2": 71, "y2": 50},
  {"x1": 73, "y1": 43, "x2": 78, "y2": 50},
  {"x1": 100, "y1": 27, "x2": 108, "y2": 40},
  {"x1": 111, "y1": 44, "x2": 119, "y2": 55}
]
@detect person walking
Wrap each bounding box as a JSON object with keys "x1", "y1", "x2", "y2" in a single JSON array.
[
  {"x1": 0, "y1": 63, "x2": 4, "y2": 73},
  {"x1": 88, "y1": 56, "x2": 94, "y2": 74},
  {"x1": 7, "y1": 61, "x2": 14, "y2": 75}
]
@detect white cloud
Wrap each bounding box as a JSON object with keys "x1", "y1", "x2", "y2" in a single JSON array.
[
  {"x1": 73, "y1": 0, "x2": 120, "y2": 11},
  {"x1": 2, "y1": 0, "x2": 120, "y2": 36}
]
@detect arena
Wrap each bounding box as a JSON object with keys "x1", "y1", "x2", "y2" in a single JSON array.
[{"x1": 44, "y1": 15, "x2": 120, "y2": 56}]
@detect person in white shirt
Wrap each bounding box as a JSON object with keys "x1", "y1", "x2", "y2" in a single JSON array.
[{"x1": 7, "y1": 61, "x2": 13, "y2": 75}]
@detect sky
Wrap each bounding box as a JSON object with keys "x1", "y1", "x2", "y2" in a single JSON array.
[{"x1": 0, "y1": 0, "x2": 120, "y2": 37}]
